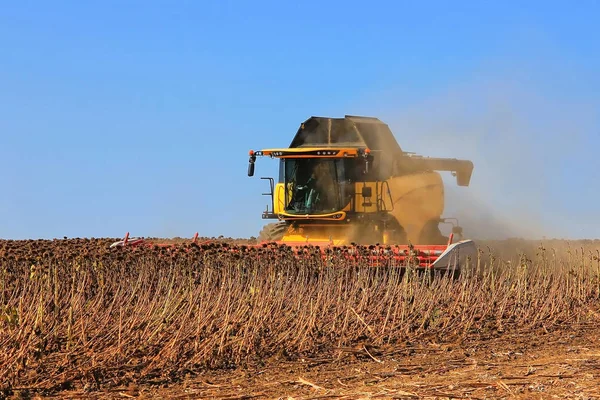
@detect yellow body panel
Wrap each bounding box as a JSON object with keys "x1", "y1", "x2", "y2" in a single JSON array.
[
  {"x1": 273, "y1": 183, "x2": 286, "y2": 215},
  {"x1": 353, "y1": 182, "x2": 390, "y2": 213},
  {"x1": 386, "y1": 172, "x2": 444, "y2": 243},
  {"x1": 278, "y1": 224, "x2": 353, "y2": 245}
]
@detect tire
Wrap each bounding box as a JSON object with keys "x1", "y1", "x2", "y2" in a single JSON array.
[
  {"x1": 419, "y1": 220, "x2": 448, "y2": 245},
  {"x1": 258, "y1": 222, "x2": 288, "y2": 242},
  {"x1": 383, "y1": 217, "x2": 408, "y2": 245}
]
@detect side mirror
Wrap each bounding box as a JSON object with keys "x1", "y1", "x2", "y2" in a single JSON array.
[
  {"x1": 362, "y1": 186, "x2": 372, "y2": 198},
  {"x1": 248, "y1": 152, "x2": 256, "y2": 177}
]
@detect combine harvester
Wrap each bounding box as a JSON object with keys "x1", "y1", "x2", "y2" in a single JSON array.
[
  {"x1": 111, "y1": 115, "x2": 477, "y2": 274},
  {"x1": 247, "y1": 115, "x2": 477, "y2": 274}
]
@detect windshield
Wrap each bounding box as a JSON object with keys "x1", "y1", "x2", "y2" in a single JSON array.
[{"x1": 282, "y1": 158, "x2": 353, "y2": 214}]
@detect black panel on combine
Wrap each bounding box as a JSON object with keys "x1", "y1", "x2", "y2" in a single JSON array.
[
  {"x1": 289, "y1": 115, "x2": 403, "y2": 156},
  {"x1": 289, "y1": 115, "x2": 405, "y2": 180},
  {"x1": 345, "y1": 115, "x2": 403, "y2": 156}
]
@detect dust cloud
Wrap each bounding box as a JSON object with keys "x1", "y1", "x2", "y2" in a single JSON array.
[{"x1": 379, "y1": 79, "x2": 593, "y2": 240}]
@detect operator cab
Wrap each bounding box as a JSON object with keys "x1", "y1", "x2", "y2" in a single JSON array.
[{"x1": 281, "y1": 158, "x2": 355, "y2": 215}]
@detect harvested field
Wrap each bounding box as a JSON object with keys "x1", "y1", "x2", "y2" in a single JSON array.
[{"x1": 1, "y1": 237, "x2": 599, "y2": 398}]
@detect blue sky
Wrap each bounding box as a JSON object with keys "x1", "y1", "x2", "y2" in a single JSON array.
[{"x1": 1, "y1": 1, "x2": 599, "y2": 240}]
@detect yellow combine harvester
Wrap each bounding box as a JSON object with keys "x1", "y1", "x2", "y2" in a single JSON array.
[{"x1": 248, "y1": 115, "x2": 477, "y2": 271}]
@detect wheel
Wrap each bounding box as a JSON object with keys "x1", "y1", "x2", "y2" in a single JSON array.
[
  {"x1": 258, "y1": 222, "x2": 288, "y2": 242},
  {"x1": 418, "y1": 220, "x2": 448, "y2": 245},
  {"x1": 383, "y1": 217, "x2": 408, "y2": 245}
]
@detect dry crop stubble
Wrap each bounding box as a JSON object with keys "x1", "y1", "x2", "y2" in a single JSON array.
[{"x1": 0, "y1": 238, "x2": 599, "y2": 397}]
